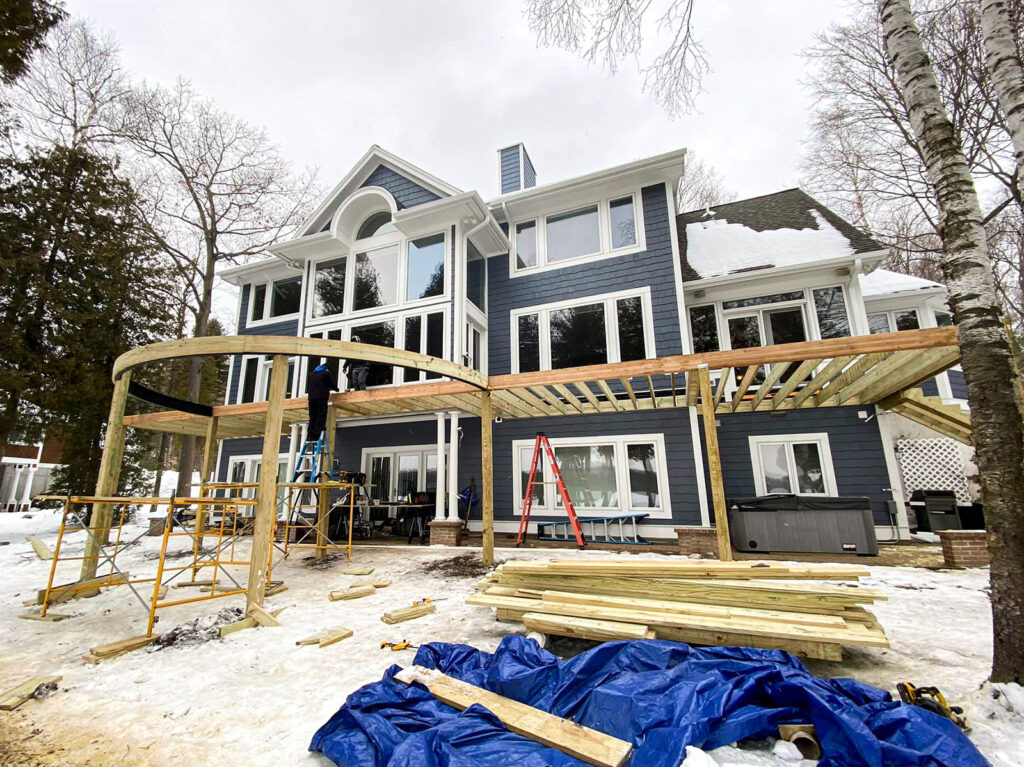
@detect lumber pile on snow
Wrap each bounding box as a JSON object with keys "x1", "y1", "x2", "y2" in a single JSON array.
[{"x1": 469, "y1": 559, "x2": 888, "y2": 661}]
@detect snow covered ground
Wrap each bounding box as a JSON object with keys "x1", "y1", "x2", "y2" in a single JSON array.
[{"x1": 0, "y1": 508, "x2": 1020, "y2": 767}]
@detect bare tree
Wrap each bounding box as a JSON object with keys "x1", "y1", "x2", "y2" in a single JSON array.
[
  {"x1": 800, "y1": 0, "x2": 1024, "y2": 328},
  {"x1": 675, "y1": 154, "x2": 736, "y2": 212},
  {"x1": 116, "y1": 79, "x2": 319, "y2": 495},
  {"x1": 4, "y1": 19, "x2": 126, "y2": 153},
  {"x1": 878, "y1": 0, "x2": 1024, "y2": 684},
  {"x1": 527, "y1": 0, "x2": 708, "y2": 115}
]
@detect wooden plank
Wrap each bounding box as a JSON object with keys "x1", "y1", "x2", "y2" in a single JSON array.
[
  {"x1": 89, "y1": 634, "x2": 157, "y2": 659},
  {"x1": 645, "y1": 376, "x2": 659, "y2": 408},
  {"x1": 699, "y1": 365, "x2": 732, "y2": 561},
  {"x1": 19, "y1": 612, "x2": 72, "y2": 622},
  {"x1": 353, "y1": 579, "x2": 392, "y2": 589},
  {"x1": 813, "y1": 352, "x2": 890, "y2": 406},
  {"x1": 523, "y1": 612, "x2": 655, "y2": 641},
  {"x1": 618, "y1": 378, "x2": 638, "y2": 409},
  {"x1": 395, "y1": 665, "x2": 633, "y2": 767},
  {"x1": 786, "y1": 356, "x2": 856, "y2": 410},
  {"x1": 382, "y1": 602, "x2": 436, "y2": 624},
  {"x1": 481, "y1": 390, "x2": 494, "y2": 566},
  {"x1": 570, "y1": 382, "x2": 602, "y2": 411},
  {"x1": 0, "y1": 675, "x2": 62, "y2": 711},
  {"x1": 246, "y1": 354, "x2": 288, "y2": 611},
  {"x1": 491, "y1": 389, "x2": 540, "y2": 418},
  {"x1": 532, "y1": 560, "x2": 869, "y2": 579},
  {"x1": 685, "y1": 370, "x2": 698, "y2": 407},
  {"x1": 529, "y1": 386, "x2": 573, "y2": 415},
  {"x1": 713, "y1": 367, "x2": 731, "y2": 407},
  {"x1": 25, "y1": 536, "x2": 52, "y2": 561},
  {"x1": 509, "y1": 387, "x2": 561, "y2": 416},
  {"x1": 750, "y1": 362, "x2": 791, "y2": 411},
  {"x1": 247, "y1": 604, "x2": 281, "y2": 627},
  {"x1": 552, "y1": 383, "x2": 587, "y2": 413},
  {"x1": 653, "y1": 626, "x2": 844, "y2": 661},
  {"x1": 594, "y1": 379, "x2": 622, "y2": 411},
  {"x1": 329, "y1": 585, "x2": 376, "y2": 601},
  {"x1": 730, "y1": 365, "x2": 760, "y2": 412},
  {"x1": 219, "y1": 617, "x2": 257, "y2": 638},
  {"x1": 319, "y1": 626, "x2": 354, "y2": 648},
  {"x1": 769, "y1": 358, "x2": 821, "y2": 410},
  {"x1": 81, "y1": 372, "x2": 131, "y2": 581}
]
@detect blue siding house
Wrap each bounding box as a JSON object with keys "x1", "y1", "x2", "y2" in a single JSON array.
[{"x1": 216, "y1": 144, "x2": 966, "y2": 543}]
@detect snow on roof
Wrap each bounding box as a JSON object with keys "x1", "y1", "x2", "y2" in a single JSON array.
[
  {"x1": 684, "y1": 210, "x2": 854, "y2": 279},
  {"x1": 860, "y1": 269, "x2": 945, "y2": 298}
]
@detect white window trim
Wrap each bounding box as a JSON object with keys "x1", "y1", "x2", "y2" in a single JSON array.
[
  {"x1": 512, "y1": 433, "x2": 672, "y2": 519},
  {"x1": 509, "y1": 191, "x2": 646, "y2": 277},
  {"x1": 305, "y1": 227, "x2": 451, "y2": 325},
  {"x1": 510, "y1": 286, "x2": 655, "y2": 374},
  {"x1": 246, "y1": 276, "x2": 302, "y2": 328},
  {"x1": 301, "y1": 304, "x2": 451, "y2": 392},
  {"x1": 360, "y1": 443, "x2": 448, "y2": 502},
  {"x1": 866, "y1": 307, "x2": 920, "y2": 334},
  {"x1": 747, "y1": 433, "x2": 838, "y2": 497}
]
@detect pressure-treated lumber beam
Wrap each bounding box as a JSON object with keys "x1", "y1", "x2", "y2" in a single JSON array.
[
  {"x1": 769, "y1": 358, "x2": 820, "y2": 410},
  {"x1": 81, "y1": 371, "x2": 131, "y2": 581},
  {"x1": 528, "y1": 385, "x2": 573, "y2": 414},
  {"x1": 595, "y1": 379, "x2": 623, "y2": 411},
  {"x1": 813, "y1": 352, "x2": 890, "y2": 406},
  {"x1": 714, "y1": 368, "x2": 730, "y2": 407},
  {"x1": 481, "y1": 390, "x2": 494, "y2": 566},
  {"x1": 848, "y1": 347, "x2": 962, "y2": 404},
  {"x1": 246, "y1": 354, "x2": 288, "y2": 611},
  {"x1": 731, "y1": 365, "x2": 759, "y2": 412},
  {"x1": 619, "y1": 378, "x2": 639, "y2": 409},
  {"x1": 698, "y1": 365, "x2": 732, "y2": 560},
  {"x1": 786, "y1": 356, "x2": 855, "y2": 410},
  {"x1": 749, "y1": 362, "x2": 790, "y2": 411},
  {"x1": 394, "y1": 665, "x2": 633, "y2": 767},
  {"x1": 570, "y1": 381, "x2": 602, "y2": 411}
]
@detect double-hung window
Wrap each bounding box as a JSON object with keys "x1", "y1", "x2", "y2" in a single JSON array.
[
  {"x1": 748, "y1": 434, "x2": 837, "y2": 496},
  {"x1": 511, "y1": 193, "x2": 643, "y2": 274},
  {"x1": 514, "y1": 434, "x2": 670, "y2": 518},
  {"x1": 512, "y1": 288, "x2": 653, "y2": 373},
  {"x1": 248, "y1": 276, "x2": 301, "y2": 324},
  {"x1": 235, "y1": 355, "x2": 297, "y2": 404}
]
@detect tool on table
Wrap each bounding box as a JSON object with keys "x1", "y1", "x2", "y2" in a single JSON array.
[
  {"x1": 380, "y1": 640, "x2": 418, "y2": 651},
  {"x1": 897, "y1": 682, "x2": 969, "y2": 730}
]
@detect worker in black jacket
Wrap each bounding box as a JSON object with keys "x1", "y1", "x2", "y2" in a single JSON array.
[{"x1": 307, "y1": 363, "x2": 337, "y2": 440}]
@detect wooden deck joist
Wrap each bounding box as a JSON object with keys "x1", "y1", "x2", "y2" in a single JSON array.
[{"x1": 121, "y1": 327, "x2": 964, "y2": 437}]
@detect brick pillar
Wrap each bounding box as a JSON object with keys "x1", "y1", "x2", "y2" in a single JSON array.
[
  {"x1": 429, "y1": 520, "x2": 463, "y2": 547},
  {"x1": 675, "y1": 526, "x2": 719, "y2": 559},
  {"x1": 937, "y1": 530, "x2": 990, "y2": 568}
]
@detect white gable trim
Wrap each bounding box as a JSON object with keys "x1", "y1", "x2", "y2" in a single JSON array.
[{"x1": 297, "y1": 145, "x2": 463, "y2": 238}]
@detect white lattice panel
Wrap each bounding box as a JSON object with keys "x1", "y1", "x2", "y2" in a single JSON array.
[{"x1": 896, "y1": 437, "x2": 971, "y2": 504}]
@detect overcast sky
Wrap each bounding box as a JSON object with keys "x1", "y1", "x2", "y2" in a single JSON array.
[{"x1": 64, "y1": 0, "x2": 852, "y2": 328}]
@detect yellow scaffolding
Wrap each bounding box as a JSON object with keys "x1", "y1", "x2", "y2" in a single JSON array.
[{"x1": 281, "y1": 480, "x2": 356, "y2": 563}]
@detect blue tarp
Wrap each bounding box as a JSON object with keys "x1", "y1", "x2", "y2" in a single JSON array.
[{"x1": 311, "y1": 636, "x2": 988, "y2": 767}]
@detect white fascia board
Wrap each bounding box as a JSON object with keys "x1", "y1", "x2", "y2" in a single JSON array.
[
  {"x1": 395, "y1": 191, "x2": 509, "y2": 256},
  {"x1": 862, "y1": 286, "x2": 947, "y2": 302},
  {"x1": 683, "y1": 250, "x2": 887, "y2": 292},
  {"x1": 267, "y1": 231, "x2": 340, "y2": 263},
  {"x1": 218, "y1": 255, "x2": 301, "y2": 286},
  {"x1": 488, "y1": 148, "x2": 687, "y2": 222},
  {"x1": 296, "y1": 145, "x2": 464, "y2": 238}
]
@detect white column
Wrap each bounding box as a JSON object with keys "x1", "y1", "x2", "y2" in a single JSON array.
[
  {"x1": 435, "y1": 412, "x2": 446, "y2": 520},
  {"x1": 846, "y1": 259, "x2": 871, "y2": 336},
  {"x1": 285, "y1": 422, "x2": 302, "y2": 481},
  {"x1": 20, "y1": 464, "x2": 38, "y2": 510},
  {"x1": 8, "y1": 465, "x2": 24, "y2": 510},
  {"x1": 447, "y1": 411, "x2": 460, "y2": 521},
  {"x1": 875, "y1": 407, "x2": 912, "y2": 541}
]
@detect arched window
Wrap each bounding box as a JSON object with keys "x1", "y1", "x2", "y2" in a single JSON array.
[{"x1": 357, "y1": 211, "x2": 397, "y2": 239}]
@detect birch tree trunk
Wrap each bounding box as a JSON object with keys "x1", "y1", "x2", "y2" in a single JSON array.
[
  {"x1": 878, "y1": 0, "x2": 1024, "y2": 684},
  {"x1": 980, "y1": 0, "x2": 1024, "y2": 200}
]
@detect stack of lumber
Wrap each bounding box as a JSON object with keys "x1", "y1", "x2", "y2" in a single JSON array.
[{"x1": 469, "y1": 559, "x2": 888, "y2": 661}]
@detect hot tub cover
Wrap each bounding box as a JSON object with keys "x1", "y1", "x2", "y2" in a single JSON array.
[{"x1": 310, "y1": 635, "x2": 987, "y2": 767}]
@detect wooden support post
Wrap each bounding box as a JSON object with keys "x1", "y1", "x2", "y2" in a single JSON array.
[
  {"x1": 698, "y1": 365, "x2": 732, "y2": 561},
  {"x1": 81, "y1": 372, "x2": 131, "y2": 581},
  {"x1": 316, "y1": 404, "x2": 338, "y2": 562},
  {"x1": 246, "y1": 355, "x2": 288, "y2": 612},
  {"x1": 480, "y1": 390, "x2": 494, "y2": 566},
  {"x1": 192, "y1": 416, "x2": 219, "y2": 580}
]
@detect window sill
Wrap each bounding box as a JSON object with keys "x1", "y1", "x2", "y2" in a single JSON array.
[{"x1": 510, "y1": 243, "x2": 647, "y2": 278}]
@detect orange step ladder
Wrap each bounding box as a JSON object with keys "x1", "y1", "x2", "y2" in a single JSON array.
[{"x1": 516, "y1": 433, "x2": 586, "y2": 549}]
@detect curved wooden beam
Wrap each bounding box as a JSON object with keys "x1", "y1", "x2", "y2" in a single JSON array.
[{"x1": 113, "y1": 335, "x2": 488, "y2": 390}]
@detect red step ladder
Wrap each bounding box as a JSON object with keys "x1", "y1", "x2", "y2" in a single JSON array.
[{"x1": 516, "y1": 433, "x2": 586, "y2": 549}]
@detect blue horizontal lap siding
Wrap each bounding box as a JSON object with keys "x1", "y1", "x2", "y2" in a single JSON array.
[
  {"x1": 361, "y1": 165, "x2": 440, "y2": 209},
  {"x1": 217, "y1": 435, "x2": 291, "y2": 481},
  {"x1": 488, "y1": 183, "x2": 681, "y2": 375},
  {"x1": 500, "y1": 147, "x2": 521, "y2": 194},
  {"x1": 522, "y1": 151, "x2": 536, "y2": 189},
  {"x1": 703, "y1": 406, "x2": 896, "y2": 527},
  {"x1": 948, "y1": 369, "x2": 968, "y2": 399}
]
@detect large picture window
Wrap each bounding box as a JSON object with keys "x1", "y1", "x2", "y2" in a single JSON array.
[
  {"x1": 748, "y1": 434, "x2": 837, "y2": 496},
  {"x1": 406, "y1": 234, "x2": 446, "y2": 301},
  {"x1": 511, "y1": 288, "x2": 653, "y2": 373},
  {"x1": 867, "y1": 308, "x2": 920, "y2": 334},
  {"x1": 354, "y1": 245, "x2": 400, "y2": 311},
  {"x1": 312, "y1": 257, "x2": 347, "y2": 318},
  {"x1": 511, "y1": 192, "x2": 644, "y2": 274},
  {"x1": 513, "y1": 433, "x2": 671, "y2": 518}
]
